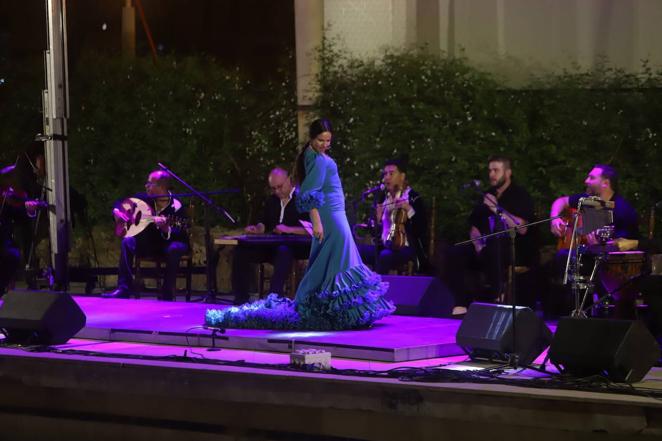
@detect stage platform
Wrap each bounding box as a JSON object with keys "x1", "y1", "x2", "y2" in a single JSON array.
[
  {"x1": 73, "y1": 296, "x2": 465, "y2": 362},
  {"x1": 2, "y1": 293, "x2": 662, "y2": 441}
]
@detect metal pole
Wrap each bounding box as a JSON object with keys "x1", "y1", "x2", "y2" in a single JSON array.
[{"x1": 42, "y1": 0, "x2": 71, "y2": 290}]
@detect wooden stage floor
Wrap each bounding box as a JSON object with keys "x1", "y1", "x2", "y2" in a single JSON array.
[{"x1": 74, "y1": 296, "x2": 464, "y2": 362}]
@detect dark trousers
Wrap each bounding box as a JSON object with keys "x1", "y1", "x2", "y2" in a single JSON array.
[
  {"x1": 445, "y1": 239, "x2": 517, "y2": 308},
  {"x1": 0, "y1": 244, "x2": 20, "y2": 294},
  {"x1": 231, "y1": 244, "x2": 307, "y2": 303},
  {"x1": 118, "y1": 235, "x2": 188, "y2": 300},
  {"x1": 359, "y1": 244, "x2": 416, "y2": 275},
  {"x1": 439, "y1": 235, "x2": 540, "y2": 307}
]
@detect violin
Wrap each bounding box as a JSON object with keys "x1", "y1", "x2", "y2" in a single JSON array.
[
  {"x1": 385, "y1": 186, "x2": 410, "y2": 250},
  {"x1": 0, "y1": 186, "x2": 48, "y2": 210}
]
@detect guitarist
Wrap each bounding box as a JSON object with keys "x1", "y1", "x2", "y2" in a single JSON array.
[
  {"x1": 548, "y1": 164, "x2": 639, "y2": 315},
  {"x1": 103, "y1": 170, "x2": 189, "y2": 300},
  {"x1": 550, "y1": 164, "x2": 639, "y2": 244}
]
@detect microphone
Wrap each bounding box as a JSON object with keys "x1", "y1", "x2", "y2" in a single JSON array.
[
  {"x1": 461, "y1": 179, "x2": 482, "y2": 190},
  {"x1": 362, "y1": 183, "x2": 385, "y2": 197}
]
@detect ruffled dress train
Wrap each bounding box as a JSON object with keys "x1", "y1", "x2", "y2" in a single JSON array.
[{"x1": 206, "y1": 147, "x2": 394, "y2": 330}]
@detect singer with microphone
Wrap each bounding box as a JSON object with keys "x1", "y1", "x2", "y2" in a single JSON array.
[
  {"x1": 446, "y1": 155, "x2": 538, "y2": 315},
  {"x1": 359, "y1": 159, "x2": 430, "y2": 275}
]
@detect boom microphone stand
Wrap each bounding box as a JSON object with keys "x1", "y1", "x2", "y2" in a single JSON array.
[
  {"x1": 456, "y1": 214, "x2": 563, "y2": 369},
  {"x1": 561, "y1": 198, "x2": 614, "y2": 318},
  {"x1": 157, "y1": 163, "x2": 237, "y2": 303}
]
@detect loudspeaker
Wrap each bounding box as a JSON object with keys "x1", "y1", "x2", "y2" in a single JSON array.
[
  {"x1": 0, "y1": 291, "x2": 86, "y2": 345},
  {"x1": 456, "y1": 302, "x2": 552, "y2": 365},
  {"x1": 382, "y1": 275, "x2": 454, "y2": 317},
  {"x1": 548, "y1": 318, "x2": 659, "y2": 383}
]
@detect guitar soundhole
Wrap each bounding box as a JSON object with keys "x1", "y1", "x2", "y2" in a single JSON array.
[{"x1": 134, "y1": 210, "x2": 142, "y2": 226}]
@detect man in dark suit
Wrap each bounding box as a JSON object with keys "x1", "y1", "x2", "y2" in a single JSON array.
[{"x1": 231, "y1": 167, "x2": 310, "y2": 305}]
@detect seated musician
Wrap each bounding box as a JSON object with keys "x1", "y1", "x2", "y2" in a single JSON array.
[
  {"x1": 103, "y1": 170, "x2": 189, "y2": 300},
  {"x1": 230, "y1": 167, "x2": 309, "y2": 305},
  {"x1": 549, "y1": 164, "x2": 639, "y2": 316},
  {"x1": 360, "y1": 159, "x2": 430, "y2": 275},
  {"x1": 446, "y1": 155, "x2": 538, "y2": 315},
  {"x1": 550, "y1": 164, "x2": 639, "y2": 245},
  {"x1": 0, "y1": 168, "x2": 41, "y2": 296}
]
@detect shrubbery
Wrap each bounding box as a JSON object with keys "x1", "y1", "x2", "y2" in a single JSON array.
[{"x1": 2, "y1": 48, "x2": 661, "y2": 247}]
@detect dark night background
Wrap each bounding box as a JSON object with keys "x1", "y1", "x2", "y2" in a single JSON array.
[{"x1": 0, "y1": 0, "x2": 295, "y2": 80}]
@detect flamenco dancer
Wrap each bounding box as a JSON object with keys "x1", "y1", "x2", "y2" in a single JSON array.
[{"x1": 206, "y1": 119, "x2": 395, "y2": 330}]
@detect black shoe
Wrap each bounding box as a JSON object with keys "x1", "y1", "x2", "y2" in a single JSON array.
[{"x1": 101, "y1": 289, "x2": 131, "y2": 299}]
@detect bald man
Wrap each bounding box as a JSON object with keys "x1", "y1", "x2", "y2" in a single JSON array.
[
  {"x1": 104, "y1": 170, "x2": 189, "y2": 300},
  {"x1": 231, "y1": 168, "x2": 310, "y2": 305}
]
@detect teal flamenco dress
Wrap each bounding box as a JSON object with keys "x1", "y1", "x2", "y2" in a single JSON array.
[{"x1": 205, "y1": 147, "x2": 395, "y2": 330}]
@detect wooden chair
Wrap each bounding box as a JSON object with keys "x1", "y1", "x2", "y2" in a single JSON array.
[
  {"x1": 134, "y1": 252, "x2": 193, "y2": 301},
  {"x1": 133, "y1": 203, "x2": 194, "y2": 301}
]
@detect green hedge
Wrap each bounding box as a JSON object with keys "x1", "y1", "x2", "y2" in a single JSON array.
[
  {"x1": 315, "y1": 48, "x2": 662, "y2": 242},
  {"x1": 2, "y1": 49, "x2": 661, "y2": 245}
]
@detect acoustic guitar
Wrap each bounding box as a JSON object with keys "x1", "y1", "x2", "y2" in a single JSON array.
[
  {"x1": 557, "y1": 207, "x2": 616, "y2": 251},
  {"x1": 114, "y1": 197, "x2": 189, "y2": 238}
]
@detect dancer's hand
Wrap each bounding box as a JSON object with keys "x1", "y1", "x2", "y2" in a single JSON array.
[
  {"x1": 313, "y1": 222, "x2": 324, "y2": 242},
  {"x1": 310, "y1": 208, "x2": 324, "y2": 243}
]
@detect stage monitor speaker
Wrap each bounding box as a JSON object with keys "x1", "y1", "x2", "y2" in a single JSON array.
[
  {"x1": 548, "y1": 318, "x2": 659, "y2": 383},
  {"x1": 0, "y1": 291, "x2": 86, "y2": 345},
  {"x1": 382, "y1": 275, "x2": 453, "y2": 317},
  {"x1": 456, "y1": 302, "x2": 552, "y2": 365}
]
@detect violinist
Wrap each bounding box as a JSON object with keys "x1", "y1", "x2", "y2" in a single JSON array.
[
  {"x1": 447, "y1": 155, "x2": 538, "y2": 315},
  {"x1": 0, "y1": 167, "x2": 42, "y2": 296},
  {"x1": 362, "y1": 159, "x2": 429, "y2": 275}
]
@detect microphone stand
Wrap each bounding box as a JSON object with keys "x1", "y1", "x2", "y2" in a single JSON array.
[
  {"x1": 456, "y1": 214, "x2": 563, "y2": 370},
  {"x1": 157, "y1": 163, "x2": 237, "y2": 303},
  {"x1": 358, "y1": 188, "x2": 382, "y2": 264},
  {"x1": 148, "y1": 189, "x2": 240, "y2": 199},
  {"x1": 562, "y1": 199, "x2": 614, "y2": 318}
]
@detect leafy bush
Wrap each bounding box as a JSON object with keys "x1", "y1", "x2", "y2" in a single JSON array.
[
  {"x1": 315, "y1": 47, "x2": 662, "y2": 242},
  {"x1": 2, "y1": 48, "x2": 661, "y2": 247}
]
